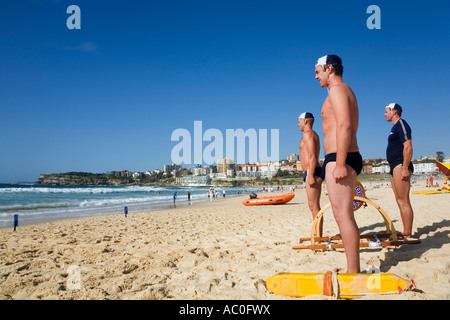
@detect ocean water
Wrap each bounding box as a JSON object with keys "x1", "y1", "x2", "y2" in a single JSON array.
[{"x1": 0, "y1": 184, "x2": 257, "y2": 229}]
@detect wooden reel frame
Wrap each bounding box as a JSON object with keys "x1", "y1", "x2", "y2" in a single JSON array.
[{"x1": 293, "y1": 183, "x2": 421, "y2": 250}]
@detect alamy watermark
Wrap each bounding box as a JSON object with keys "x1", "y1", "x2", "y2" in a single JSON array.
[
  {"x1": 66, "y1": 265, "x2": 81, "y2": 290},
  {"x1": 170, "y1": 121, "x2": 279, "y2": 165},
  {"x1": 66, "y1": 5, "x2": 81, "y2": 30},
  {"x1": 366, "y1": 265, "x2": 382, "y2": 290},
  {"x1": 67, "y1": 5, "x2": 380, "y2": 31},
  {"x1": 367, "y1": 5, "x2": 381, "y2": 29}
]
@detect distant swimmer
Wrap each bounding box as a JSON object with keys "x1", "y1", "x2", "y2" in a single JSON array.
[
  {"x1": 384, "y1": 103, "x2": 414, "y2": 237},
  {"x1": 315, "y1": 54, "x2": 363, "y2": 273},
  {"x1": 173, "y1": 191, "x2": 177, "y2": 207},
  {"x1": 298, "y1": 112, "x2": 324, "y2": 236}
]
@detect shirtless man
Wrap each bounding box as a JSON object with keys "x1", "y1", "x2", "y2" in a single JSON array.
[
  {"x1": 315, "y1": 55, "x2": 363, "y2": 273},
  {"x1": 384, "y1": 103, "x2": 414, "y2": 237},
  {"x1": 298, "y1": 112, "x2": 324, "y2": 236}
]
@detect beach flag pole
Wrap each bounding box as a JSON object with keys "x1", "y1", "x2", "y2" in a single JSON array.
[
  {"x1": 13, "y1": 214, "x2": 18, "y2": 231},
  {"x1": 124, "y1": 206, "x2": 128, "y2": 218}
]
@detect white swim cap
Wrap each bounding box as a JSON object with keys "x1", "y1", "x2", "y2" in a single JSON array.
[
  {"x1": 386, "y1": 103, "x2": 402, "y2": 113},
  {"x1": 316, "y1": 54, "x2": 342, "y2": 67},
  {"x1": 299, "y1": 112, "x2": 314, "y2": 119}
]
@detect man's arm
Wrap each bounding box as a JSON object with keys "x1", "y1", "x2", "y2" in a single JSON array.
[
  {"x1": 304, "y1": 134, "x2": 318, "y2": 185},
  {"x1": 401, "y1": 139, "x2": 413, "y2": 180},
  {"x1": 305, "y1": 134, "x2": 318, "y2": 173}
]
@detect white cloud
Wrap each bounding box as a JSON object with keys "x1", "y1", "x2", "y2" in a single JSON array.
[{"x1": 71, "y1": 41, "x2": 100, "y2": 53}]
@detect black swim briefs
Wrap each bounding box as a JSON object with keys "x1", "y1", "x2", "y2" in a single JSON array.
[
  {"x1": 303, "y1": 166, "x2": 325, "y2": 182},
  {"x1": 322, "y1": 152, "x2": 363, "y2": 179}
]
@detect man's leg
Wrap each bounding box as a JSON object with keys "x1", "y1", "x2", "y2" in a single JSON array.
[
  {"x1": 306, "y1": 179, "x2": 323, "y2": 237},
  {"x1": 391, "y1": 166, "x2": 414, "y2": 236},
  {"x1": 325, "y1": 162, "x2": 360, "y2": 273}
]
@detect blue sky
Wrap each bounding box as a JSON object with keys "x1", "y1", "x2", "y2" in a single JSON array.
[{"x1": 1, "y1": 0, "x2": 449, "y2": 182}]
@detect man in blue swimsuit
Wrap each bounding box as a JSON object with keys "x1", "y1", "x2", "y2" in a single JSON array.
[
  {"x1": 298, "y1": 112, "x2": 325, "y2": 236},
  {"x1": 315, "y1": 54, "x2": 363, "y2": 273},
  {"x1": 385, "y1": 103, "x2": 414, "y2": 237}
]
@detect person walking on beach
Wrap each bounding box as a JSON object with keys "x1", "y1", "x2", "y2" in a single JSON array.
[
  {"x1": 315, "y1": 54, "x2": 363, "y2": 273},
  {"x1": 298, "y1": 112, "x2": 324, "y2": 236},
  {"x1": 187, "y1": 191, "x2": 191, "y2": 204},
  {"x1": 384, "y1": 103, "x2": 414, "y2": 237},
  {"x1": 173, "y1": 192, "x2": 177, "y2": 207}
]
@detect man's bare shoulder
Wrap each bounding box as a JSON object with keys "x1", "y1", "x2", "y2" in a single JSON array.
[
  {"x1": 302, "y1": 130, "x2": 313, "y2": 139},
  {"x1": 303, "y1": 130, "x2": 320, "y2": 142},
  {"x1": 328, "y1": 82, "x2": 357, "y2": 108},
  {"x1": 328, "y1": 82, "x2": 350, "y2": 96}
]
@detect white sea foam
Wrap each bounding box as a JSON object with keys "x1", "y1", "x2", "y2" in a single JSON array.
[
  {"x1": 0, "y1": 186, "x2": 168, "y2": 194},
  {"x1": 0, "y1": 185, "x2": 258, "y2": 228}
]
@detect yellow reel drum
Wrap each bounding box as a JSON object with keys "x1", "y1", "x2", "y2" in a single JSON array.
[{"x1": 353, "y1": 180, "x2": 365, "y2": 211}]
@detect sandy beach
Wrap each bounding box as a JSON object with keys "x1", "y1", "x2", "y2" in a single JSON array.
[{"x1": 0, "y1": 180, "x2": 449, "y2": 300}]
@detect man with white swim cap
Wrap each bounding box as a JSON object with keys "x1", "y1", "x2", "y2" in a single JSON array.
[
  {"x1": 384, "y1": 102, "x2": 414, "y2": 237},
  {"x1": 315, "y1": 54, "x2": 363, "y2": 273},
  {"x1": 316, "y1": 54, "x2": 343, "y2": 72},
  {"x1": 298, "y1": 112, "x2": 324, "y2": 236}
]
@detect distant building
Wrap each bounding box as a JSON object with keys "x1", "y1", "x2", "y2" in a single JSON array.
[
  {"x1": 176, "y1": 175, "x2": 211, "y2": 186},
  {"x1": 413, "y1": 162, "x2": 438, "y2": 174},
  {"x1": 287, "y1": 153, "x2": 299, "y2": 162},
  {"x1": 235, "y1": 162, "x2": 279, "y2": 178},
  {"x1": 211, "y1": 173, "x2": 227, "y2": 179},
  {"x1": 295, "y1": 160, "x2": 302, "y2": 172},
  {"x1": 217, "y1": 157, "x2": 235, "y2": 173},
  {"x1": 236, "y1": 164, "x2": 260, "y2": 178},
  {"x1": 171, "y1": 170, "x2": 180, "y2": 177},
  {"x1": 361, "y1": 164, "x2": 373, "y2": 174},
  {"x1": 190, "y1": 165, "x2": 203, "y2": 176},
  {"x1": 258, "y1": 165, "x2": 276, "y2": 177},
  {"x1": 190, "y1": 165, "x2": 213, "y2": 176},
  {"x1": 164, "y1": 164, "x2": 181, "y2": 173},
  {"x1": 132, "y1": 172, "x2": 141, "y2": 179},
  {"x1": 372, "y1": 165, "x2": 390, "y2": 174},
  {"x1": 144, "y1": 171, "x2": 154, "y2": 177}
]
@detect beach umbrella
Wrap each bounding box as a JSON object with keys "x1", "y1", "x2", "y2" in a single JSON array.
[{"x1": 436, "y1": 161, "x2": 450, "y2": 177}]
